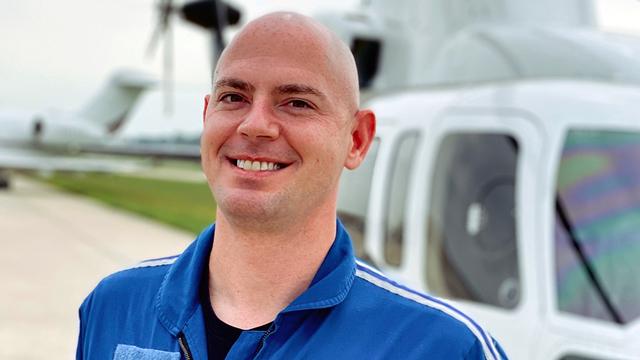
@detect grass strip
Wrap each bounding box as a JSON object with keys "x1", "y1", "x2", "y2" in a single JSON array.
[{"x1": 40, "y1": 172, "x2": 216, "y2": 234}]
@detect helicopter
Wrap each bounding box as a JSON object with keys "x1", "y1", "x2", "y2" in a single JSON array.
[{"x1": 324, "y1": 0, "x2": 640, "y2": 358}]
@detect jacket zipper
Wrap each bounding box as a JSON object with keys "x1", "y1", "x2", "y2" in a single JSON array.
[
  {"x1": 178, "y1": 333, "x2": 193, "y2": 360},
  {"x1": 252, "y1": 325, "x2": 274, "y2": 358}
]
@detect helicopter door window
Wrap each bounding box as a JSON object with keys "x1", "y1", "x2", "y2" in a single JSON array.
[
  {"x1": 554, "y1": 130, "x2": 640, "y2": 325},
  {"x1": 337, "y1": 138, "x2": 380, "y2": 263},
  {"x1": 384, "y1": 132, "x2": 419, "y2": 267},
  {"x1": 426, "y1": 133, "x2": 520, "y2": 309},
  {"x1": 350, "y1": 38, "x2": 381, "y2": 89}
]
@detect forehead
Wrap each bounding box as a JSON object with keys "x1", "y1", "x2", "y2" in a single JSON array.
[
  {"x1": 215, "y1": 57, "x2": 330, "y2": 95},
  {"x1": 215, "y1": 21, "x2": 338, "y2": 90}
]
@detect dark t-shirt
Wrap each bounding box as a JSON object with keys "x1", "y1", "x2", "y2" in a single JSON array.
[{"x1": 200, "y1": 272, "x2": 271, "y2": 360}]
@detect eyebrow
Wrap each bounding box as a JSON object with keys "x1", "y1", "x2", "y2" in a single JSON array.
[
  {"x1": 214, "y1": 78, "x2": 326, "y2": 100},
  {"x1": 214, "y1": 78, "x2": 255, "y2": 93},
  {"x1": 275, "y1": 84, "x2": 326, "y2": 100}
]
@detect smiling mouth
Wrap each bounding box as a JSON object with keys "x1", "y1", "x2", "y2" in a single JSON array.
[{"x1": 229, "y1": 158, "x2": 291, "y2": 172}]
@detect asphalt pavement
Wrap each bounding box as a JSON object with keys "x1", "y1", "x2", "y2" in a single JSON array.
[{"x1": 0, "y1": 175, "x2": 193, "y2": 359}]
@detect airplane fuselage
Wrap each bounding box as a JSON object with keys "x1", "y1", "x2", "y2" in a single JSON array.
[{"x1": 0, "y1": 110, "x2": 105, "y2": 152}]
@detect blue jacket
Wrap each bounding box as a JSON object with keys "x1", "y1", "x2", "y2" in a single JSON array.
[{"x1": 77, "y1": 221, "x2": 507, "y2": 359}]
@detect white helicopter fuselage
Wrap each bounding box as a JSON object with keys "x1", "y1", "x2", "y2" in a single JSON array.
[
  {"x1": 337, "y1": 80, "x2": 640, "y2": 359},
  {"x1": 317, "y1": 0, "x2": 640, "y2": 358}
]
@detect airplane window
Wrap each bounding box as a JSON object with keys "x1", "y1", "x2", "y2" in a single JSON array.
[
  {"x1": 426, "y1": 133, "x2": 520, "y2": 309},
  {"x1": 338, "y1": 139, "x2": 380, "y2": 263},
  {"x1": 384, "y1": 133, "x2": 419, "y2": 267},
  {"x1": 554, "y1": 130, "x2": 640, "y2": 324}
]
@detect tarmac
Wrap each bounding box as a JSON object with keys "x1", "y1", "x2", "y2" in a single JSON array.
[{"x1": 0, "y1": 175, "x2": 194, "y2": 359}]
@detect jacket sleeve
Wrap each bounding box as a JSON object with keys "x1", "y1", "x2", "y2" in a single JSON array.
[
  {"x1": 492, "y1": 338, "x2": 508, "y2": 360},
  {"x1": 75, "y1": 291, "x2": 95, "y2": 360},
  {"x1": 463, "y1": 336, "x2": 509, "y2": 360}
]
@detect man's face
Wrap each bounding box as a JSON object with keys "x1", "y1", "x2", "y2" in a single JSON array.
[{"x1": 201, "y1": 28, "x2": 357, "y2": 229}]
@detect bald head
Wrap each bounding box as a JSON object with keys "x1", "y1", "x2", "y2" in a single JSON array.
[
  {"x1": 201, "y1": 12, "x2": 376, "y2": 231},
  {"x1": 215, "y1": 12, "x2": 360, "y2": 111}
]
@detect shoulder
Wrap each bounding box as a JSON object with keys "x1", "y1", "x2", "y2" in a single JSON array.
[
  {"x1": 349, "y1": 260, "x2": 504, "y2": 360},
  {"x1": 99, "y1": 255, "x2": 178, "y2": 292},
  {"x1": 77, "y1": 255, "x2": 183, "y2": 357},
  {"x1": 80, "y1": 255, "x2": 179, "y2": 315}
]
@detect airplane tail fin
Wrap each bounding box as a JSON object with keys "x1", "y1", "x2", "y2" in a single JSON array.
[{"x1": 77, "y1": 69, "x2": 156, "y2": 134}]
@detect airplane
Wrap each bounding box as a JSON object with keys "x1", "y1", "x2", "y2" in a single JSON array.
[
  {"x1": 311, "y1": 0, "x2": 640, "y2": 359},
  {"x1": 0, "y1": 70, "x2": 155, "y2": 188},
  {"x1": 0, "y1": 0, "x2": 246, "y2": 191}
]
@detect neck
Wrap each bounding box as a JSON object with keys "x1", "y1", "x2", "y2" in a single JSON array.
[{"x1": 208, "y1": 206, "x2": 337, "y2": 329}]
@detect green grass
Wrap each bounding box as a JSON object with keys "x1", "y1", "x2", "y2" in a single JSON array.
[{"x1": 39, "y1": 172, "x2": 216, "y2": 234}]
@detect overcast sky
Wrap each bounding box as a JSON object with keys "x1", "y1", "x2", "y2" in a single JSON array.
[{"x1": 2, "y1": 0, "x2": 640, "y2": 137}]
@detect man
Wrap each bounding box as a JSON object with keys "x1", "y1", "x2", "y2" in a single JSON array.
[{"x1": 77, "y1": 12, "x2": 507, "y2": 360}]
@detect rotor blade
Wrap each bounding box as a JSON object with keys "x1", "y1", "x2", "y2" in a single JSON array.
[
  {"x1": 163, "y1": 15, "x2": 174, "y2": 115},
  {"x1": 180, "y1": 0, "x2": 241, "y2": 29},
  {"x1": 211, "y1": 0, "x2": 226, "y2": 62},
  {"x1": 146, "y1": 0, "x2": 173, "y2": 58},
  {"x1": 146, "y1": 21, "x2": 165, "y2": 58},
  {"x1": 179, "y1": 0, "x2": 242, "y2": 65}
]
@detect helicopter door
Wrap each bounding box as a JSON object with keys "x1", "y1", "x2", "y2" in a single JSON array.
[{"x1": 409, "y1": 112, "x2": 542, "y2": 358}]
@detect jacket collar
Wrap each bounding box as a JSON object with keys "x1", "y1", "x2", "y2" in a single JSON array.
[
  {"x1": 155, "y1": 220, "x2": 356, "y2": 335},
  {"x1": 156, "y1": 224, "x2": 214, "y2": 336}
]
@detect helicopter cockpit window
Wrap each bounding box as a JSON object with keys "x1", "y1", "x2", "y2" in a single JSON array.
[
  {"x1": 554, "y1": 130, "x2": 640, "y2": 324},
  {"x1": 426, "y1": 133, "x2": 520, "y2": 309},
  {"x1": 384, "y1": 132, "x2": 419, "y2": 267},
  {"x1": 338, "y1": 139, "x2": 380, "y2": 262}
]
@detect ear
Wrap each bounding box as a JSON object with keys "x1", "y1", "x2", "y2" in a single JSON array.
[
  {"x1": 345, "y1": 109, "x2": 376, "y2": 170},
  {"x1": 203, "y1": 94, "x2": 211, "y2": 124}
]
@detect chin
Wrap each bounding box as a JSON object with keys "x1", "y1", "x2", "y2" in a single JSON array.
[{"x1": 217, "y1": 191, "x2": 289, "y2": 224}]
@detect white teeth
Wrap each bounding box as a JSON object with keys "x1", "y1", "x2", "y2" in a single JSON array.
[{"x1": 235, "y1": 159, "x2": 281, "y2": 172}]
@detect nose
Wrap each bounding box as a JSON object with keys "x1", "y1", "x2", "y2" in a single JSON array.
[{"x1": 237, "y1": 101, "x2": 280, "y2": 141}]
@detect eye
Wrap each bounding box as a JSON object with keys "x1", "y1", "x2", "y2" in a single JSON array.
[
  {"x1": 220, "y1": 93, "x2": 245, "y2": 103},
  {"x1": 286, "y1": 99, "x2": 313, "y2": 109}
]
